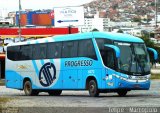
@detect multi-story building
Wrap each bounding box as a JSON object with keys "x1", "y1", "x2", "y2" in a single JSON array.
[
  {"x1": 79, "y1": 15, "x2": 139, "y2": 33},
  {"x1": 79, "y1": 13, "x2": 111, "y2": 32}
]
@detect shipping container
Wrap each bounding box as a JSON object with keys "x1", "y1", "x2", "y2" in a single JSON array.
[
  {"x1": 16, "y1": 11, "x2": 28, "y2": 26},
  {"x1": 20, "y1": 14, "x2": 27, "y2": 26},
  {"x1": 27, "y1": 11, "x2": 35, "y2": 25},
  {"x1": 16, "y1": 10, "x2": 55, "y2": 26}
]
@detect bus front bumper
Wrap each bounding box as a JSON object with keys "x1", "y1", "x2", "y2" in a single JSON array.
[{"x1": 112, "y1": 74, "x2": 150, "y2": 90}]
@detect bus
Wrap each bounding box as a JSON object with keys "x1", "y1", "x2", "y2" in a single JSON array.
[{"x1": 5, "y1": 32, "x2": 158, "y2": 97}]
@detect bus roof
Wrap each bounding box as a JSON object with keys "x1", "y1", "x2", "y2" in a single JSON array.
[
  {"x1": 8, "y1": 32, "x2": 144, "y2": 46},
  {"x1": 53, "y1": 32, "x2": 144, "y2": 43}
]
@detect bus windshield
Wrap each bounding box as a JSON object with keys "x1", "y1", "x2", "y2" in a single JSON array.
[{"x1": 114, "y1": 42, "x2": 150, "y2": 75}]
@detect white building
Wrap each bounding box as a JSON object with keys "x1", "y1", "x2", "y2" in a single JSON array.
[
  {"x1": 79, "y1": 17, "x2": 110, "y2": 33},
  {"x1": 79, "y1": 14, "x2": 139, "y2": 33},
  {"x1": 108, "y1": 21, "x2": 139, "y2": 28}
]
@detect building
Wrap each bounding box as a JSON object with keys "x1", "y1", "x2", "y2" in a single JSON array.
[
  {"x1": 79, "y1": 16, "x2": 110, "y2": 32},
  {"x1": 79, "y1": 16, "x2": 140, "y2": 33}
]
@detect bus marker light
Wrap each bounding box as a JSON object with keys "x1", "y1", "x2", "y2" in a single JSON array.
[
  {"x1": 109, "y1": 75, "x2": 112, "y2": 80},
  {"x1": 107, "y1": 82, "x2": 113, "y2": 86}
]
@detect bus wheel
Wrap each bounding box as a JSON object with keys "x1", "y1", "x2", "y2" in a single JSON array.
[
  {"x1": 117, "y1": 90, "x2": 128, "y2": 97},
  {"x1": 88, "y1": 80, "x2": 99, "y2": 97},
  {"x1": 24, "y1": 81, "x2": 39, "y2": 96},
  {"x1": 48, "y1": 90, "x2": 62, "y2": 96}
]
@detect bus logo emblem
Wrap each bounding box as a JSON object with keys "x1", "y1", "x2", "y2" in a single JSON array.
[{"x1": 39, "y1": 62, "x2": 56, "y2": 87}]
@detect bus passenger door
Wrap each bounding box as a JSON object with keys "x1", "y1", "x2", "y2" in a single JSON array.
[
  {"x1": 106, "y1": 69, "x2": 116, "y2": 89},
  {"x1": 63, "y1": 70, "x2": 78, "y2": 89},
  {"x1": 104, "y1": 48, "x2": 117, "y2": 89}
]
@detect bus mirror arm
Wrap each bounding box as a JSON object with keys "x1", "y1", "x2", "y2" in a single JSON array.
[
  {"x1": 147, "y1": 47, "x2": 158, "y2": 60},
  {"x1": 104, "y1": 44, "x2": 120, "y2": 58}
]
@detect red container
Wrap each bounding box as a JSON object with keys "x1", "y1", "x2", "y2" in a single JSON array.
[
  {"x1": 32, "y1": 14, "x2": 52, "y2": 26},
  {"x1": 20, "y1": 14, "x2": 27, "y2": 26}
]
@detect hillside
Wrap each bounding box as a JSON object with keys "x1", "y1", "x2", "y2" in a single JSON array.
[{"x1": 83, "y1": 0, "x2": 157, "y2": 21}]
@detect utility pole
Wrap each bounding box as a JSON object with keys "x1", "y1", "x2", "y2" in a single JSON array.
[
  {"x1": 68, "y1": 25, "x2": 71, "y2": 34},
  {"x1": 155, "y1": 0, "x2": 158, "y2": 28},
  {"x1": 18, "y1": 0, "x2": 22, "y2": 41}
]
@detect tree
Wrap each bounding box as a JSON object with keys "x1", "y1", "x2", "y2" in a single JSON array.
[
  {"x1": 140, "y1": 35, "x2": 160, "y2": 63},
  {"x1": 140, "y1": 35, "x2": 154, "y2": 48},
  {"x1": 133, "y1": 17, "x2": 141, "y2": 22},
  {"x1": 143, "y1": 18, "x2": 152, "y2": 23},
  {"x1": 150, "y1": 2, "x2": 155, "y2": 6},
  {"x1": 92, "y1": 28, "x2": 99, "y2": 32},
  {"x1": 117, "y1": 29, "x2": 123, "y2": 33}
]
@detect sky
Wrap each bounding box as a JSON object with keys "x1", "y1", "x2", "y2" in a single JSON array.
[{"x1": 0, "y1": 0, "x2": 93, "y2": 12}]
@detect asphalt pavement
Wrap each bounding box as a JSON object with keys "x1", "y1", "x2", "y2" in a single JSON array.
[{"x1": 0, "y1": 80, "x2": 160, "y2": 113}]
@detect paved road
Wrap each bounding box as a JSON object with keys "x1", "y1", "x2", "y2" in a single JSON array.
[
  {"x1": 0, "y1": 80, "x2": 160, "y2": 107},
  {"x1": 0, "y1": 80, "x2": 160, "y2": 113}
]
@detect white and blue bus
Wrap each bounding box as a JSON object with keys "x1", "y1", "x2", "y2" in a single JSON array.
[{"x1": 5, "y1": 32, "x2": 158, "y2": 97}]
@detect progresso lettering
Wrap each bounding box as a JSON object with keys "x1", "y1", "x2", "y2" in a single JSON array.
[{"x1": 65, "y1": 60, "x2": 93, "y2": 67}]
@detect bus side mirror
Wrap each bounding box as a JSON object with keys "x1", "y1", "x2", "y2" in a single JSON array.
[
  {"x1": 147, "y1": 47, "x2": 158, "y2": 60},
  {"x1": 104, "y1": 44, "x2": 120, "y2": 58}
]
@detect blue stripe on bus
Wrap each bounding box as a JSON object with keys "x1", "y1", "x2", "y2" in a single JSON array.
[
  {"x1": 27, "y1": 41, "x2": 39, "y2": 76},
  {"x1": 40, "y1": 38, "x2": 53, "y2": 85},
  {"x1": 32, "y1": 60, "x2": 39, "y2": 76},
  {"x1": 50, "y1": 59, "x2": 54, "y2": 63},
  {"x1": 31, "y1": 41, "x2": 41, "y2": 76},
  {"x1": 40, "y1": 60, "x2": 45, "y2": 65},
  {"x1": 35, "y1": 40, "x2": 46, "y2": 66}
]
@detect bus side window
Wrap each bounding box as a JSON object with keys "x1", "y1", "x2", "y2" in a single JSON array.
[
  {"x1": 96, "y1": 38, "x2": 115, "y2": 69},
  {"x1": 96, "y1": 38, "x2": 113, "y2": 51},
  {"x1": 20, "y1": 45, "x2": 32, "y2": 60},
  {"x1": 47, "y1": 42, "x2": 62, "y2": 59},
  {"x1": 7, "y1": 46, "x2": 20, "y2": 61},
  {"x1": 33, "y1": 44, "x2": 47, "y2": 59},
  {"x1": 105, "y1": 48, "x2": 115, "y2": 69},
  {"x1": 39, "y1": 44, "x2": 47, "y2": 59},
  {"x1": 78, "y1": 39, "x2": 97, "y2": 60},
  {"x1": 62, "y1": 41, "x2": 78, "y2": 58}
]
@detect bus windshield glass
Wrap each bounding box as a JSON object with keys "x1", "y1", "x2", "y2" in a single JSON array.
[{"x1": 114, "y1": 42, "x2": 150, "y2": 75}]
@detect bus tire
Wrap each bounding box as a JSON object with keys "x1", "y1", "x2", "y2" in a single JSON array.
[
  {"x1": 88, "y1": 80, "x2": 99, "y2": 97},
  {"x1": 117, "y1": 90, "x2": 128, "y2": 97},
  {"x1": 48, "y1": 90, "x2": 62, "y2": 96},
  {"x1": 24, "y1": 81, "x2": 39, "y2": 96}
]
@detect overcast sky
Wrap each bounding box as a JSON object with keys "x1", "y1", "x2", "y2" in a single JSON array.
[{"x1": 0, "y1": 0, "x2": 93, "y2": 12}]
